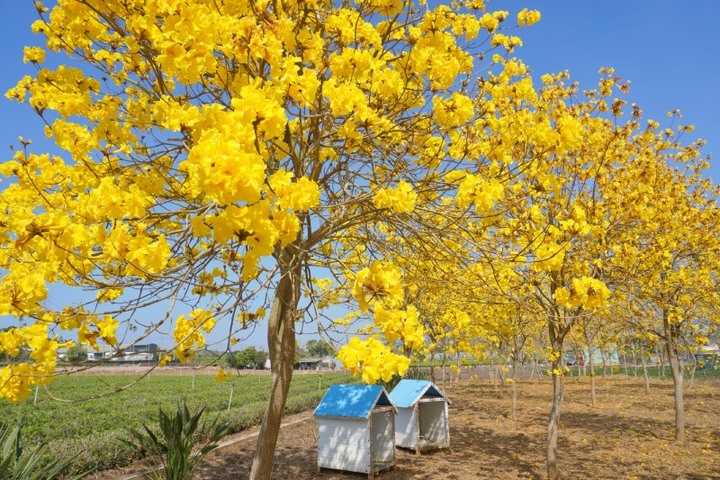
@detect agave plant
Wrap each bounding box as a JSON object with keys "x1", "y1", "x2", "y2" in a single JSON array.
[
  {"x1": 0, "y1": 416, "x2": 83, "y2": 480},
  {"x1": 124, "y1": 401, "x2": 229, "y2": 480}
]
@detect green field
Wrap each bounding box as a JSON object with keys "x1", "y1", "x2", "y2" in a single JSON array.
[
  {"x1": 0, "y1": 371, "x2": 357, "y2": 475},
  {"x1": 565, "y1": 363, "x2": 720, "y2": 379}
]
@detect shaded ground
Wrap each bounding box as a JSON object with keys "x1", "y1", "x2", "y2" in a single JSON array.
[{"x1": 102, "y1": 375, "x2": 720, "y2": 479}]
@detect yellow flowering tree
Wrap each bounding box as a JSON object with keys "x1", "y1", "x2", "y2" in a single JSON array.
[
  {"x1": 495, "y1": 72, "x2": 718, "y2": 478},
  {"x1": 1, "y1": 0, "x2": 543, "y2": 477},
  {"x1": 600, "y1": 122, "x2": 720, "y2": 441},
  {"x1": 329, "y1": 64, "x2": 681, "y2": 480},
  {"x1": 490, "y1": 70, "x2": 646, "y2": 480}
]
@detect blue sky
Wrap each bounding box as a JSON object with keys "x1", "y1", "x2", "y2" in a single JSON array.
[
  {"x1": 2, "y1": 1, "x2": 718, "y2": 166},
  {"x1": 1, "y1": 1, "x2": 719, "y2": 350},
  {"x1": 511, "y1": 0, "x2": 720, "y2": 181}
]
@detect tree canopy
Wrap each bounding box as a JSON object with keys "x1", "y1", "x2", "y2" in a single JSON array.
[{"x1": 1, "y1": 1, "x2": 718, "y2": 479}]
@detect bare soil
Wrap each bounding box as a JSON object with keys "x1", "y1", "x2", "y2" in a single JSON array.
[{"x1": 103, "y1": 374, "x2": 720, "y2": 480}]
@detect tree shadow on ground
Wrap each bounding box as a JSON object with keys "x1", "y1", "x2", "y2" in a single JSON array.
[
  {"x1": 448, "y1": 423, "x2": 543, "y2": 479},
  {"x1": 562, "y1": 410, "x2": 673, "y2": 439}
]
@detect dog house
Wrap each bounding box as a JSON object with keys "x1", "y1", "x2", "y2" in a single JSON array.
[
  {"x1": 314, "y1": 384, "x2": 397, "y2": 478},
  {"x1": 388, "y1": 379, "x2": 451, "y2": 453}
]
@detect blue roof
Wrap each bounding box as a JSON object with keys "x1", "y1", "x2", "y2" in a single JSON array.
[
  {"x1": 314, "y1": 384, "x2": 395, "y2": 419},
  {"x1": 388, "y1": 379, "x2": 451, "y2": 408}
]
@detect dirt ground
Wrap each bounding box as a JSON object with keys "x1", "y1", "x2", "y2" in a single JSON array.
[{"x1": 104, "y1": 374, "x2": 720, "y2": 480}]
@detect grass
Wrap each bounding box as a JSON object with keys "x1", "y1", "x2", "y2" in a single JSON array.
[
  {"x1": 565, "y1": 363, "x2": 720, "y2": 379},
  {"x1": 0, "y1": 370, "x2": 357, "y2": 476}
]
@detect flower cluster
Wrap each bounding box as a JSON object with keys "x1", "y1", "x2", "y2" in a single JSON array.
[
  {"x1": 517, "y1": 8, "x2": 541, "y2": 26},
  {"x1": 553, "y1": 277, "x2": 611, "y2": 310},
  {"x1": 173, "y1": 309, "x2": 217, "y2": 362},
  {"x1": 337, "y1": 337, "x2": 411, "y2": 384},
  {"x1": 352, "y1": 261, "x2": 404, "y2": 311},
  {"x1": 0, "y1": 324, "x2": 72, "y2": 403},
  {"x1": 372, "y1": 181, "x2": 418, "y2": 214},
  {"x1": 373, "y1": 305, "x2": 425, "y2": 350}
]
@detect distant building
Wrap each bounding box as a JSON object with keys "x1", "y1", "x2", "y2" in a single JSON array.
[
  {"x1": 295, "y1": 357, "x2": 336, "y2": 370},
  {"x1": 57, "y1": 347, "x2": 69, "y2": 361},
  {"x1": 85, "y1": 343, "x2": 159, "y2": 363},
  {"x1": 87, "y1": 348, "x2": 114, "y2": 361},
  {"x1": 125, "y1": 343, "x2": 158, "y2": 354}
]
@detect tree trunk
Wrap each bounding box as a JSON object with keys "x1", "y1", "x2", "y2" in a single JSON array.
[
  {"x1": 545, "y1": 279, "x2": 572, "y2": 480},
  {"x1": 659, "y1": 345, "x2": 666, "y2": 378},
  {"x1": 455, "y1": 353, "x2": 462, "y2": 382},
  {"x1": 588, "y1": 346, "x2": 596, "y2": 407},
  {"x1": 249, "y1": 256, "x2": 300, "y2": 480},
  {"x1": 687, "y1": 355, "x2": 697, "y2": 389},
  {"x1": 511, "y1": 357, "x2": 518, "y2": 421},
  {"x1": 441, "y1": 352, "x2": 447, "y2": 390},
  {"x1": 491, "y1": 357, "x2": 498, "y2": 392},
  {"x1": 665, "y1": 338, "x2": 685, "y2": 442},
  {"x1": 497, "y1": 364, "x2": 505, "y2": 396},
  {"x1": 547, "y1": 357, "x2": 564, "y2": 480},
  {"x1": 641, "y1": 353, "x2": 650, "y2": 394},
  {"x1": 623, "y1": 350, "x2": 629, "y2": 376},
  {"x1": 429, "y1": 352, "x2": 436, "y2": 383}
]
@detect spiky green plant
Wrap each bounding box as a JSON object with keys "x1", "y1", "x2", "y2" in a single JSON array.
[
  {"x1": 0, "y1": 416, "x2": 83, "y2": 480},
  {"x1": 123, "y1": 401, "x2": 229, "y2": 480}
]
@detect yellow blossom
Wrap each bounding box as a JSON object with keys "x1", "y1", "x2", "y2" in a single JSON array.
[
  {"x1": 352, "y1": 261, "x2": 404, "y2": 311},
  {"x1": 373, "y1": 181, "x2": 418, "y2": 214},
  {"x1": 215, "y1": 367, "x2": 233, "y2": 382},
  {"x1": 337, "y1": 337, "x2": 410, "y2": 384},
  {"x1": 517, "y1": 8, "x2": 541, "y2": 26},
  {"x1": 23, "y1": 46, "x2": 46, "y2": 64}
]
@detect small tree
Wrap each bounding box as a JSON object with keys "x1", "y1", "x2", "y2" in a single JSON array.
[
  {"x1": 66, "y1": 345, "x2": 87, "y2": 363},
  {"x1": 306, "y1": 340, "x2": 333, "y2": 358},
  {"x1": 225, "y1": 352, "x2": 238, "y2": 369},
  {"x1": 254, "y1": 350, "x2": 268, "y2": 370},
  {"x1": 294, "y1": 345, "x2": 308, "y2": 365},
  {"x1": 229, "y1": 347, "x2": 264, "y2": 369}
]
